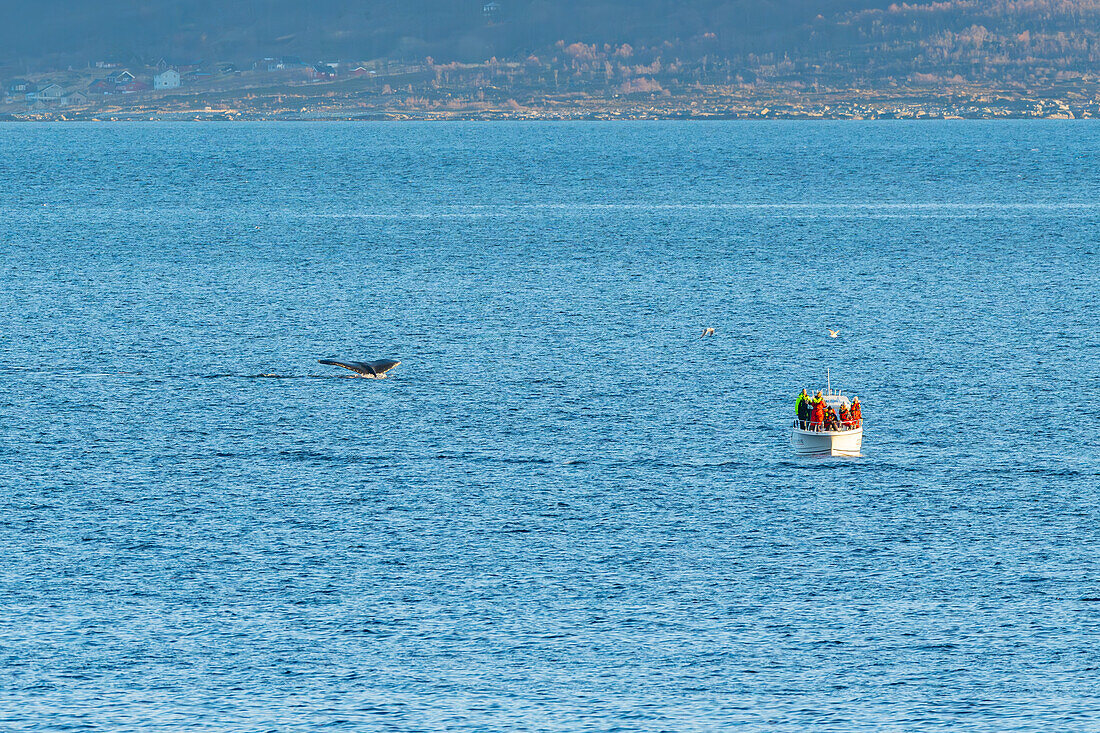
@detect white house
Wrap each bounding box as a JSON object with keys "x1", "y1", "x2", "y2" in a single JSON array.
[
  {"x1": 154, "y1": 69, "x2": 181, "y2": 90},
  {"x1": 31, "y1": 84, "x2": 65, "y2": 103}
]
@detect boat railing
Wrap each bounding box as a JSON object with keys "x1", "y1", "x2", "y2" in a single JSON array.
[{"x1": 793, "y1": 419, "x2": 862, "y2": 432}]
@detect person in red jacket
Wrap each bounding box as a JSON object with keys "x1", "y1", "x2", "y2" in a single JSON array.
[
  {"x1": 850, "y1": 397, "x2": 862, "y2": 428},
  {"x1": 810, "y1": 393, "x2": 825, "y2": 431},
  {"x1": 840, "y1": 404, "x2": 853, "y2": 430}
]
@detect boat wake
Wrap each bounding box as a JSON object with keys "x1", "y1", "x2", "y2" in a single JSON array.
[{"x1": 201, "y1": 373, "x2": 373, "y2": 380}]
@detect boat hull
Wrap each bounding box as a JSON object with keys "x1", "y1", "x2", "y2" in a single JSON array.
[{"x1": 791, "y1": 426, "x2": 863, "y2": 457}]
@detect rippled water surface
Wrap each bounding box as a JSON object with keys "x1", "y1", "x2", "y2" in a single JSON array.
[{"x1": 2, "y1": 121, "x2": 1099, "y2": 731}]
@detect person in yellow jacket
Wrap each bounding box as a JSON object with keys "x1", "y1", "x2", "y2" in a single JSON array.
[{"x1": 795, "y1": 389, "x2": 810, "y2": 428}]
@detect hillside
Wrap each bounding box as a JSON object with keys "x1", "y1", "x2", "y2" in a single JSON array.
[
  {"x1": 3, "y1": 0, "x2": 1099, "y2": 119},
  {"x1": 5, "y1": 1, "x2": 1098, "y2": 77}
]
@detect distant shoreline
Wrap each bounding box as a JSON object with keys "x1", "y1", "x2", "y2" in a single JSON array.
[
  {"x1": 6, "y1": 66, "x2": 1093, "y2": 122},
  {"x1": 1, "y1": 115, "x2": 1091, "y2": 122}
]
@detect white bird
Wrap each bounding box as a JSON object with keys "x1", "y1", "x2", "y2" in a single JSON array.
[
  {"x1": 827, "y1": 329, "x2": 840, "y2": 339},
  {"x1": 701, "y1": 327, "x2": 715, "y2": 337}
]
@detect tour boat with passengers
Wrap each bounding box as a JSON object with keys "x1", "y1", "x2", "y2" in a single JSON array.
[{"x1": 791, "y1": 375, "x2": 863, "y2": 457}]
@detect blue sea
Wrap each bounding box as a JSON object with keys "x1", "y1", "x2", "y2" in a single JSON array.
[{"x1": 1, "y1": 121, "x2": 1099, "y2": 731}]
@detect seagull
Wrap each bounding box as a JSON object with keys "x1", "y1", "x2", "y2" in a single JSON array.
[
  {"x1": 701, "y1": 327, "x2": 715, "y2": 337},
  {"x1": 827, "y1": 329, "x2": 840, "y2": 339}
]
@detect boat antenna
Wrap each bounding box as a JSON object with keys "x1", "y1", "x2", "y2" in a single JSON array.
[{"x1": 827, "y1": 367, "x2": 831, "y2": 395}]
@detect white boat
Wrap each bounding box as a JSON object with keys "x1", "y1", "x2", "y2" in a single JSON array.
[{"x1": 791, "y1": 385, "x2": 863, "y2": 457}]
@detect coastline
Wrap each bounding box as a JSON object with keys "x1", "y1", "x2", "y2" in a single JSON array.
[
  {"x1": 2, "y1": 106, "x2": 1093, "y2": 122},
  {"x1": 4, "y1": 82, "x2": 1095, "y2": 122}
]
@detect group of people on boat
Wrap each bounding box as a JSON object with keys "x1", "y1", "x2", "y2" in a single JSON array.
[{"x1": 795, "y1": 389, "x2": 861, "y2": 432}]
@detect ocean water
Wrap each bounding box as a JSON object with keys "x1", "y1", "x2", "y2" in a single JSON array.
[{"x1": 1, "y1": 121, "x2": 1098, "y2": 731}]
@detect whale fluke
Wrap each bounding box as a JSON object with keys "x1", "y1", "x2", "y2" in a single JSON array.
[{"x1": 319, "y1": 359, "x2": 401, "y2": 378}]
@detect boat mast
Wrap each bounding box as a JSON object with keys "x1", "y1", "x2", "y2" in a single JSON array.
[{"x1": 827, "y1": 367, "x2": 831, "y2": 395}]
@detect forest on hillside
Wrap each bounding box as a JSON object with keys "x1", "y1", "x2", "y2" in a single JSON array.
[{"x1": 4, "y1": 0, "x2": 1099, "y2": 89}]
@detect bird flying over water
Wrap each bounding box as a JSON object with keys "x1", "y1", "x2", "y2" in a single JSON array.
[
  {"x1": 701, "y1": 327, "x2": 715, "y2": 337},
  {"x1": 827, "y1": 329, "x2": 840, "y2": 339},
  {"x1": 319, "y1": 359, "x2": 401, "y2": 378}
]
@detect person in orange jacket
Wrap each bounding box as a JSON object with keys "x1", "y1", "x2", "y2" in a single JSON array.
[
  {"x1": 839, "y1": 404, "x2": 852, "y2": 430},
  {"x1": 850, "y1": 397, "x2": 862, "y2": 428},
  {"x1": 810, "y1": 392, "x2": 825, "y2": 431}
]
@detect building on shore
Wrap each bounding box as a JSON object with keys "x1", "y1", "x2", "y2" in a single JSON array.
[
  {"x1": 155, "y1": 69, "x2": 181, "y2": 90},
  {"x1": 31, "y1": 84, "x2": 65, "y2": 105}
]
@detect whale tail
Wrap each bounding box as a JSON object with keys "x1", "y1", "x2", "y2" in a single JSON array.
[{"x1": 319, "y1": 359, "x2": 401, "y2": 378}]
